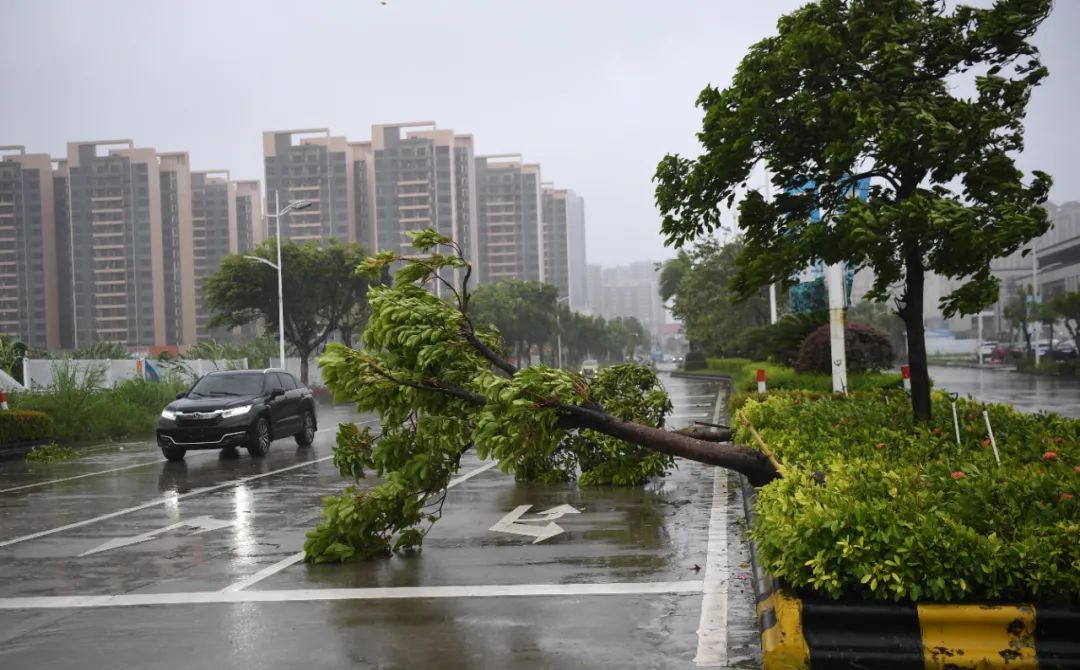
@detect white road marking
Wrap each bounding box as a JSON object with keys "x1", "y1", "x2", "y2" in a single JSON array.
[
  {"x1": 221, "y1": 551, "x2": 307, "y2": 593},
  {"x1": 0, "y1": 580, "x2": 705, "y2": 610},
  {"x1": 0, "y1": 420, "x2": 381, "y2": 548},
  {"x1": 694, "y1": 468, "x2": 730, "y2": 667},
  {"x1": 221, "y1": 459, "x2": 503, "y2": 592},
  {"x1": 0, "y1": 456, "x2": 331, "y2": 549},
  {"x1": 446, "y1": 460, "x2": 497, "y2": 487},
  {"x1": 79, "y1": 516, "x2": 234, "y2": 557},
  {"x1": 489, "y1": 504, "x2": 580, "y2": 543},
  {"x1": 0, "y1": 424, "x2": 351, "y2": 495}
]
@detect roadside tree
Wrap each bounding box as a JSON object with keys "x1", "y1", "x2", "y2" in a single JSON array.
[
  {"x1": 655, "y1": 0, "x2": 1053, "y2": 420},
  {"x1": 204, "y1": 239, "x2": 369, "y2": 384}
]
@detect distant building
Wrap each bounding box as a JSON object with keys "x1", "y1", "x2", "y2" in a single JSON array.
[
  {"x1": 234, "y1": 180, "x2": 264, "y2": 252},
  {"x1": 157, "y1": 152, "x2": 196, "y2": 346},
  {"x1": 263, "y1": 129, "x2": 356, "y2": 244},
  {"x1": 0, "y1": 147, "x2": 60, "y2": 349},
  {"x1": 590, "y1": 262, "x2": 665, "y2": 339},
  {"x1": 474, "y1": 154, "x2": 541, "y2": 284},
  {"x1": 369, "y1": 123, "x2": 478, "y2": 262},
  {"x1": 540, "y1": 185, "x2": 586, "y2": 307}
]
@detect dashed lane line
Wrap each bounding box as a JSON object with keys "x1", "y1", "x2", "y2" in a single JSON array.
[{"x1": 0, "y1": 581, "x2": 706, "y2": 610}]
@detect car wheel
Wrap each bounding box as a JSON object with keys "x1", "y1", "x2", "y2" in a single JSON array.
[
  {"x1": 162, "y1": 446, "x2": 187, "y2": 462},
  {"x1": 295, "y1": 411, "x2": 315, "y2": 448},
  {"x1": 247, "y1": 417, "x2": 271, "y2": 458}
]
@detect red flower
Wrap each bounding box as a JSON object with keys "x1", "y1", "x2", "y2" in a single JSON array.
[
  {"x1": 982, "y1": 439, "x2": 991, "y2": 447},
  {"x1": 1043, "y1": 451, "x2": 1059, "y2": 462},
  {"x1": 1060, "y1": 492, "x2": 1075, "y2": 503},
  {"x1": 874, "y1": 442, "x2": 886, "y2": 450},
  {"x1": 950, "y1": 471, "x2": 966, "y2": 480},
  {"x1": 1074, "y1": 465, "x2": 1080, "y2": 475},
  {"x1": 932, "y1": 427, "x2": 943, "y2": 436}
]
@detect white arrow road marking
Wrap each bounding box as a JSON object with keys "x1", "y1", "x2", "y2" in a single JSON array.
[
  {"x1": 489, "y1": 504, "x2": 580, "y2": 543},
  {"x1": 78, "y1": 516, "x2": 235, "y2": 557}
]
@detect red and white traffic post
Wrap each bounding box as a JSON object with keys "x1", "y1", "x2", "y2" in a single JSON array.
[
  {"x1": 901, "y1": 365, "x2": 911, "y2": 393},
  {"x1": 0, "y1": 391, "x2": 8, "y2": 411},
  {"x1": 757, "y1": 368, "x2": 766, "y2": 394}
]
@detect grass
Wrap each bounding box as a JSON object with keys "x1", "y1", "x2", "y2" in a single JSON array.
[
  {"x1": 10, "y1": 360, "x2": 189, "y2": 445},
  {"x1": 683, "y1": 357, "x2": 902, "y2": 394}
]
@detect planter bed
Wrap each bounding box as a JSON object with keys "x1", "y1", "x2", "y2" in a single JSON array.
[{"x1": 730, "y1": 391, "x2": 1079, "y2": 669}]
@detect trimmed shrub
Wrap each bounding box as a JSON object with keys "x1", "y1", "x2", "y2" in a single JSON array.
[
  {"x1": 683, "y1": 350, "x2": 707, "y2": 371},
  {"x1": 0, "y1": 409, "x2": 55, "y2": 444},
  {"x1": 795, "y1": 321, "x2": 894, "y2": 374},
  {"x1": 739, "y1": 392, "x2": 1080, "y2": 602}
]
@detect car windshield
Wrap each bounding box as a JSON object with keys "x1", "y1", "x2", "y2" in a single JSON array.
[{"x1": 188, "y1": 373, "x2": 265, "y2": 397}]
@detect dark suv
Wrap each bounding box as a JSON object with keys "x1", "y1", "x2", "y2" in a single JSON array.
[{"x1": 156, "y1": 369, "x2": 317, "y2": 462}]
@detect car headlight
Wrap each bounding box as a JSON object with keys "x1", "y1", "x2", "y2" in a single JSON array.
[
  {"x1": 221, "y1": 404, "x2": 253, "y2": 419},
  {"x1": 160, "y1": 408, "x2": 176, "y2": 421}
]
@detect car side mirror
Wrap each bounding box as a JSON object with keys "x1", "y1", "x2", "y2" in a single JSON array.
[
  {"x1": 175, "y1": 392, "x2": 186, "y2": 399},
  {"x1": 270, "y1": 387, "x2": 285, "y2": 399}
]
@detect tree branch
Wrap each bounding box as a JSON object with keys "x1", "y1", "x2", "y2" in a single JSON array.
[{"x1": 461, "y1": 329, "x2": 518, "y2": 377}]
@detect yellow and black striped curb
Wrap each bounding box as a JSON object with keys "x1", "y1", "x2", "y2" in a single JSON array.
[{"x1": 737, "y1": 475, "x2": 1080, "y2": 669}]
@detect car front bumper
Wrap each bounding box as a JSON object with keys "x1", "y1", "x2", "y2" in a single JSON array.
[{"x1": 156, "y1": 417, "x2": 251, "y2": 450}]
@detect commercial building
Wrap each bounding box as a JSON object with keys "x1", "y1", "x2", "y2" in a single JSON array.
[
  {"x1": 0, "y1": 147, "x2": 59, "y2": 349},
  {"x1": 474, "y1": 154, "x2": 541, "y2": 284}
]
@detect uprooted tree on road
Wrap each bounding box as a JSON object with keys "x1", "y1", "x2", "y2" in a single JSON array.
[{"x1": 303, "y1": 230, "x2": 778, "y2": 562}]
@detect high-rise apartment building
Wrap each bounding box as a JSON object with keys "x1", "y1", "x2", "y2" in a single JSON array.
[
  {"x1": 190, "y1": 170, "x2": 237, "y2": 340},
  {"x1": 540, "y1": 185, "x2": 587, "y2": 307},
  {"x1": 263, "y1": 129, "x2": 356, "y2": 244},
  {"x1": 234, "y1": 180, "x2": 264, "y2": 252},
  {"x1": 65, "y1": 140, "x2": 166, "y2": 348},
  {"x1": 0, "y1": 147, "x2": 59, "y2": 349},
  {"x1": 158, "y1": 152, "x2": 196, "y2": 347},
  {"x1": 52, "y1": 159, "x2": 74, "y2": 348},
  {"x1": 370, "y1": 122, "x2": 478, "y2": 264},
  {"x1": 475, "y1": 155, "x2": 541, "y2": 284}
]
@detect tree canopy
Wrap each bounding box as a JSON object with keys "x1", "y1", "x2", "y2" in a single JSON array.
[
  {"x1": 203, "y1": 238, "x2": 370, "y2": 383},
  {"x1": 655, "y1": 0, "x2": 1053, "y2": 420},
  {"x1": 304, "y1": 230, "x2": 775, "y2": 562}
]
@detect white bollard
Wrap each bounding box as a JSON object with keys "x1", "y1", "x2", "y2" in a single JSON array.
[
  {"x1": 982, "y1": 408, "x2": 1001, "y2": 466},
  {"x1": 0, "y1": 391, "x2": 7, "y2": 411},
  {"x1": 757, "y1": 368, "x2": 766, "y2": 394},
  {"x1": 901, "y1": 365, "x2": 911, "y2": 393},
  {"x1": 950, "y1": 393, "x2": 961, "y2": 446}
]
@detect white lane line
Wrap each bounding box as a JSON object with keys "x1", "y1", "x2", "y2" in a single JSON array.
[
  {"x1": 447, "y1": 460, "x2": 497, "y2": 487},
  {"x1": 0, "y1": 580, "x2": 705, "y2": 610},
  {"x1": 694, "y1": 468, "x2": 730, "y2": 667},
  {"x1": 0, "y1": 457, "x2": 330, "y2": 549},
  {"x1": 0, "y1": 423, "x2": 351, "y2": 495},
  {"x1": 222, "y1": 459, "x2": 502, "y2": 592}
]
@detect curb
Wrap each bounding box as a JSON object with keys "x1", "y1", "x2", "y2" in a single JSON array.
[{"x1": 738, "y1": 476, "x2": 1080, "y2": 669}]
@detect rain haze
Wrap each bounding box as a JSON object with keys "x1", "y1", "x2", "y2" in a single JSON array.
[{"x1": 2, "y1": 0, "x2": 1077, "y2": 267}]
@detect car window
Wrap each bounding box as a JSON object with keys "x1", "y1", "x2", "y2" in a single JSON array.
[
  {"x1": 189, "y1": 373, "x2": 266, "y2": 397},
  {"x1": 275, "y1": 372, "x2": 296, "y2": 391},
  {"x1": 287, "y1": 373, "x2": 303, "y2": 389}
]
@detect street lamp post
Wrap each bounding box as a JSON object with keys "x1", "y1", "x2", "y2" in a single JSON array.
[{"x1": 245, "y1": 191, "x2": 313, "y2": 369}]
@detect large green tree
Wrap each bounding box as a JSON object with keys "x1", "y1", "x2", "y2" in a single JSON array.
[
  {"x1": 470, "y1": 280, "x2": 558, "y2": 366},
  {"x1": 667, "y1": 238, "x2": 771, "y2": 355},
  {"x1": 655, "y1": 0, "x2": 1052, "y2": 420},
  {"x1": 204, "y1": 238, "x2": 370, "y2": 383}
]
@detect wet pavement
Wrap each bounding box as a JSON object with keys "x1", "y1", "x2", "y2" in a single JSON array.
[
  {"x1": 929, "y1": 365, "x2": 1080, "y2": 418},
  {"x1": 0, "y1": 376, "x2": 759, "y2": 669}
]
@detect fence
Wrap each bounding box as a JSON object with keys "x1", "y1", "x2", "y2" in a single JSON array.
[
  {"x1": 269, "y1": 357, "x2": 325, "y2": 387},
  {"x1": 21, "y1": 358, "x2": 248, "y2": 391}
]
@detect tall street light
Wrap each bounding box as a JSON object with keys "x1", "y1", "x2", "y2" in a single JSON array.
[{"x1": 244, "y1": 191, "x2": 313, "y2": 369}]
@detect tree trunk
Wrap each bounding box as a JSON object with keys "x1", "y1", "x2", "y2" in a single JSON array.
[
  {"x1": 566, "y1": 409, "x2": 778, "y2": 486},
  {"x1": 900, "y1": 253, "x2": 932, "y2": 422},
  {"x1": 299, "y1": 352, "x2": 309, "y2": 386}
]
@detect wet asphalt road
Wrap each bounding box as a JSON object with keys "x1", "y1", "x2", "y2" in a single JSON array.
[
  {"x1": 0, "y1": 375, "x2": 758, "y2": 669},
  {"x1": 929, "y1": 364, "x2": 1080, "y2": 418}
]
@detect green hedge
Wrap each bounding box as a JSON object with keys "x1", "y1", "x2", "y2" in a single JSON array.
[
  {"x1": 0, "y1": 409, "x2": 55, "y2": 444},
  {"x1": 697, "y1": 357, "x2": 902, "y2": 394},
  {"x1": 738, "y1": 391, "x2": 1079, "y2": 602}
]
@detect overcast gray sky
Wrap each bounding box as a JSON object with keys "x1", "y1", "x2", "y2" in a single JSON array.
[{"x1": 2, "y1": 0, "x2": 1076, "y2": 267}]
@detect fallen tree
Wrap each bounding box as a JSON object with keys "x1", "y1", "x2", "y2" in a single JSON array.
[{"x1": 304, "y1": 230, "x2": 778, "y2": 563}]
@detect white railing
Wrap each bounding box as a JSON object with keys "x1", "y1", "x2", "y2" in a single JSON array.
[{"x1": 20, "y1": 358, "x2": 248, "y2": 390}]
